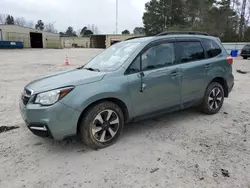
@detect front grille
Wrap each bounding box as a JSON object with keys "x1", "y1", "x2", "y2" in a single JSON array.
[
  {"x1": 22, "y1": 88, "x2": 32, "y2": 105},
  {"x1": 22, "y1": 95, "x2": 30, "y2": 105}
]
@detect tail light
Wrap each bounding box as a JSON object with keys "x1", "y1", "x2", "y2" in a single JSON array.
[{"x1": 227, "y1": 56, "x2": 233, "y2": 64}]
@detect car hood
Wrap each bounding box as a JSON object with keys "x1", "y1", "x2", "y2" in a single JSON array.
[{"x1": 25, "y1": 68, "x2": 106, "y2": 94}]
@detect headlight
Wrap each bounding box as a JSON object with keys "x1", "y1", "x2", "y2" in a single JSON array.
[{"x1": 34, "y1": 87, "x2": 74, "y2": 106}]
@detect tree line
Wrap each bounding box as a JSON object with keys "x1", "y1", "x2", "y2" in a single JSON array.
[
  {"x1": 0, "y1": 14, "x2": 100, "y2": 37},
  {"x1": 3, "y1": 0, "x2": 250, "y2": 42},
  {"x1": 142, "y1": 0, "x2": 250, "y2": 42},
  {"x1": 0, "y1": 13, "x2": 145, "y2": 37}
]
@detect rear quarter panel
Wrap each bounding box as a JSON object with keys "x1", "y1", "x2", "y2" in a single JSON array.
[
  {"x1": 206, "y1": 55, "x2": 233, "y2": 92},
  {"x1": 205, "y1": 38, "x2": 234, "y2": 91}
]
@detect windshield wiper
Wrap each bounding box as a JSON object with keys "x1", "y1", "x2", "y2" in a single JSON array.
[
  {"x1": 83, "y1": 67, "x2": 100, "y2": 72},
  {"x1": 76, "y1": 65, "x2": 100, "y2": 72},
  {"x1": 76, "y1": 65, "x2": 84, "y2": 70}
]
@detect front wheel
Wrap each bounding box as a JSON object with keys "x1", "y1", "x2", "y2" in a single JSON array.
[
  {"x1": 243, "y1": 56, "x2": 247, "y2": 60},
  {"x1": 202, "y1": 82, "x2": 225, "y2": 115},
  {"x1": 80, "y1": 101, "x2": 124, "y2": 149}
]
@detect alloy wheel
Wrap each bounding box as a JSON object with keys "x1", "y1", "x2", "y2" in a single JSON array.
[
  {"x1": 208, "y1": 87, "x2": 223, "y2": 110},
  {"x1": 91, "y1": 110, "x2": 120, "y2": 143}
]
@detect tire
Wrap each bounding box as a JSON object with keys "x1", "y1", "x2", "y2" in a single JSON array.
[
  {"x1": 202, "y1": 82, "x2": 225, "y2": 115},
  {"x1": 80, "y1": 101, "x2": 124, "y2": 149},
  {"x1": 243, "y1": 56, "x2": 247, "y2": 60}
]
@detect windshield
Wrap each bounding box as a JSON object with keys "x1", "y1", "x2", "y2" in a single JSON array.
[{"x1": 84, "y1": 41, "x2": 140, "y2": 72}]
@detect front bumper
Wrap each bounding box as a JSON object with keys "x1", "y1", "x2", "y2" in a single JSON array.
[{"x1": 19, "y1": 99, "x2": 81, "y2": 140}]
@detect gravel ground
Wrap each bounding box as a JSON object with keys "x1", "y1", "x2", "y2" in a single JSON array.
[{"x1": 0, "y1": 49, "x2": 250, "y2": 188}]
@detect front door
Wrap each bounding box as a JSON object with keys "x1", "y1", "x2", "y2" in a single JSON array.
[{"x1": 126, "y1": 40, "x2": 181, "y2": 117}]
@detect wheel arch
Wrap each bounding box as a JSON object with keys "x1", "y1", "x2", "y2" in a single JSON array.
[
  {"x1": 208, "y1": 77, "x2": 228, "y2": 97},
  {"x1": 76, "y1": 97, "x2": 130, "y2": 135}
]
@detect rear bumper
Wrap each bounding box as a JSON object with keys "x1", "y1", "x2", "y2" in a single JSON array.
[
  {"x1": 228, "y1": 82, "x2": 234, "y2": 94},
  {"x1": 226, "y1": 74, "x2": 234, "y2": 96}
]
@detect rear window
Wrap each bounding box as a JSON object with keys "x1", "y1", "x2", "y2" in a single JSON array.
[{"x1": 202, "y1": 39, "x2": 222, "y2": 58}]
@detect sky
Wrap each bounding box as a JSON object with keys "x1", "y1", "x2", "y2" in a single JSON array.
[{"x1": 0, "y1": 0, "x2": 149, "y2": 34}]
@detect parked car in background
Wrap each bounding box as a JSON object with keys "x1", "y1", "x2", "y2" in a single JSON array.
[
  {"x1": 19, "y1": 31, "x2": 234, "y2": 149},
  {"x1": 240, "y1": 44, "x2": 250, "y2": 59}
]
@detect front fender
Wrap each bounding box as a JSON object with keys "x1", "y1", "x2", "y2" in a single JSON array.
[{"x1": 60, "y1": 77, "x2": 132, "y2": 117}]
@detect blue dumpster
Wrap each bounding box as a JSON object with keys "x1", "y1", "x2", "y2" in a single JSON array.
[
  {"x1": 231, "y1": 50, "x2": 238, "y2": 57},
  {"x1": 0, "y1": 41, "x2": 24, "y2": 49}
]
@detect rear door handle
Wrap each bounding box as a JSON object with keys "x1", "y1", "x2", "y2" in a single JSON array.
[
  {"x1": 171, "y1": 71, "x2": 178, "y2": 77},
  {"x1": 205, "y1": 64, "x2": 212, "y2": 69}
]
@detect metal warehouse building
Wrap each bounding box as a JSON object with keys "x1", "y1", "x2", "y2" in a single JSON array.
[
  {"x1": 0, "y1": 24, "x2": 60, "y2": 48},
  {"x1": 61, "y1": 34, "x2": 142, "y2": 49}
]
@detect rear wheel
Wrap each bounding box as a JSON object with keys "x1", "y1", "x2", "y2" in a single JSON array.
[
  {"x1": 243, "y1": 56, "x2": 247, "y2": 59},
  {"x1": 202, "y1": 82, "x2": 224, "y2": 115},
  {"x1": 80, "y1": 101, "x2": 124, "y2": 149}
]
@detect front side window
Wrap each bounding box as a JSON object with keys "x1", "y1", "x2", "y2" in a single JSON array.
[
  {"x1": 202, "y1": 39, "x2": 222, "y2": 58},
  {"x1": 127, "y1": 42, "x2": 176, "y2": 74},
  {"x1": 84, "y1": 41, "x2": 140, "y2": 72},
  {"x1": 177, "y1": 41, "x2": 205, "y2": 63},
  {"x1": 141, "y1": 43, "x2": 175, "y2": 71}
]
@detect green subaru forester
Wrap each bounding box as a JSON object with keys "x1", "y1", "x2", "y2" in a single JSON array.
[{"x1": 19, "y1": 31, "x2": 234, "y2": 149}]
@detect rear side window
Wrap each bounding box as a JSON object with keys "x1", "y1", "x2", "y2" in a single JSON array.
[
  {"x1": 177, "y1": 41, "x2": 205, "y2": 63},
  {"x1": 202, "y1": 39, "x2": 222, "y2": 58}
]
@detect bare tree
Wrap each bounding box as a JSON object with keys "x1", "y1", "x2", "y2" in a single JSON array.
[
  {"x1": 76, "y1": 29, "x2": 81, "y2": 37},
  {"x1": 0, "y1": 14, "x2": 7, "y2": 24},
  {"x1": 88, "y1": 24, "x2": 99, "y2": 34},
  {"x1": 44, "y1": 22, "x2": 57, "y2": 33},
  {"x1": 94, "y1": 25, "x2": 99, "y2": 34},
  {"x1": 26, "y1": 21, "x2": 35, "y2": 28},
  {"x1": 15, "y1": 17, "x2": 27, "y2": 26},
  {"x1": 239, "y1": 0, "x2": 247, "y2": 40}
]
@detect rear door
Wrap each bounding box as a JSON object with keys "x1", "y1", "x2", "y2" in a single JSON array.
[{"x1": 176, "y1": 39, "x2": 210, "y2": 108}]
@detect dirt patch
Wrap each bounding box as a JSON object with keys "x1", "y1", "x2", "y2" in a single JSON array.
[
  {"x1": 221, "y1": 169, "x2": 230, "y2": 177},
  {"x1": 0, "y1": 126, "x2": 19, "y2": 134},
  {"x1": 1, "y1": 51, "x2": 250, "y2": 188},
  {"x1": 237, "y1": 69, "x2": 249, "y2": 74}
]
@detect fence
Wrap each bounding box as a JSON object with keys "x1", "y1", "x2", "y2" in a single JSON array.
[{"x1": 222, "y1": 42, "x2": 250, "y2": 54}]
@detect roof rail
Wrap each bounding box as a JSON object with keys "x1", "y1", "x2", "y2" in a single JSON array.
[
  {"x1": 156, "y1": 31, "x2": 209, "y2": 36},
  {"x1": 124, "y1": 36, "x2": 146, "y2": 41}
]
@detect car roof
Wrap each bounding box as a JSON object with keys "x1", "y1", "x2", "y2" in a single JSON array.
[{"x1": 126, "y1": 35, "x2": 219, "y2": 44}]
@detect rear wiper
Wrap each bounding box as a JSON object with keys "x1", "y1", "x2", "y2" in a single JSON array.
[{"x1": 83, "y1": 67, "x2": 100, "y2": 72}]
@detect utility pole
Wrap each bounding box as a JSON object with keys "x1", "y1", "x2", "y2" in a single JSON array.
[
  {"x1": 239, "y1": 0, "x2": 247, "y2": 41},
  {"x1": 116, "y1": 0, "x2": 118, "y2": 34}
]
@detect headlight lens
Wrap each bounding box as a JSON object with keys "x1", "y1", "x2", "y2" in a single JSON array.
[{"x1": 35, "y1": 87, "x2": 74, "y2": 106}]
